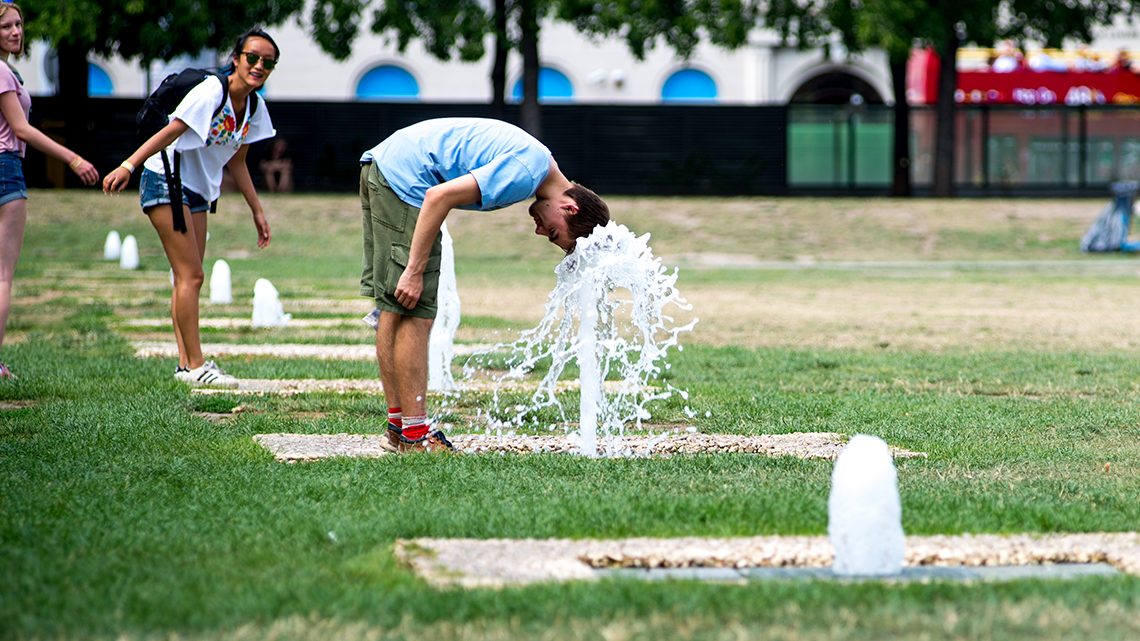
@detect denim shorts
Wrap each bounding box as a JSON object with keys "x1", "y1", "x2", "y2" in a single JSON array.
[
  {"x1": 0, "y1": 151, "x2": 27, "y2": 207},
  {"x1": 139, "y1": 168, "x2": 209, "y2": 213}
]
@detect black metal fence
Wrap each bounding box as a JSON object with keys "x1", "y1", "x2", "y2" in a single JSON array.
[
  {"x1": 25, "y1": 98, "x2": 787, "y2": 195},
  {"x1": 22, "y1": 97, "x2": 1140, "y2": 196}
]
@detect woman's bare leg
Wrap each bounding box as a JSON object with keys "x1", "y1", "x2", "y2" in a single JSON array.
[
  {"x1": 147, "y1": 203, "x2": 206, "y2": 370},
  {"x1": 0, "y1": 197, "x2": 27, "y2": 360}
]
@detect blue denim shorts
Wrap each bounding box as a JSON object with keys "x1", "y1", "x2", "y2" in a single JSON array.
[
  {"x1": 139, "y1": 168, "x2": 209, "y2": 213},
  {"x1": 0, "y1": 151, "x2": 28, "y2": 207}
]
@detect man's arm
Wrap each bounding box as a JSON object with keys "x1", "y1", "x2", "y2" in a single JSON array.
[{"x1": 393, "y1": 173, "x2": 481, "y2": 310}]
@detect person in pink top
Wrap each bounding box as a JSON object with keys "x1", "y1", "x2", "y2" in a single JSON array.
[{"x1": 0, "y1": 2, "x2": 99, "y2": 380}]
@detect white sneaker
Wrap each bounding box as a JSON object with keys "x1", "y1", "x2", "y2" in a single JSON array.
[{"x1": 177, "y1": 361, "x2": 239, "y2": 389}]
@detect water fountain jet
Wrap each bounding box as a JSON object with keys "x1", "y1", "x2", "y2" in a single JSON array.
[{"x1": 465, "y1": 222, "x2": 696, "y2": 457}]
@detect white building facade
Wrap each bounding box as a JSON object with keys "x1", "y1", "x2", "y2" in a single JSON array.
[{"x1": 10, "y1": 19, "x2": 896, "y2": 106}]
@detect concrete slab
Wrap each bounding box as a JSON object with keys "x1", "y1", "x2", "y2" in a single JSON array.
[{"x1": 595, "y1": 563, "x2": 1120, "y2": 583}]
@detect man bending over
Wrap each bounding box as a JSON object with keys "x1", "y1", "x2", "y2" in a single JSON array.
[{"x1": 359, "y1": 117, "x2": 610, "y2": 452}]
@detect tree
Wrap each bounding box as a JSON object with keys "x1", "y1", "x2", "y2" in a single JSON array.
[
  {"x1": 307, "y1": 0, "x2": 552, "y2": 131},
  {"x1": 557, "y1": 0, "x2": 755, "y2": 63},
  {"x1": 22, "y1": 0, "x2": 305, "y2": 99}
]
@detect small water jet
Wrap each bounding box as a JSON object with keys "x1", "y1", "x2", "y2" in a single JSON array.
[
  {"x1": 119, "y1": 235, "x2": 139, "y2": 270},
  {"x1": 464, "y1": 221, "x2": 696, "y2": 456},
  {"x1": 209, "y1": 259, "x2": 232, "y2": 304},
  {"x1": 429, "y1": 223, "x2": 460, "y2": 392},
  {"x1": 828, "y1": 434, "x2": 905, "y2": 576},
  {"x1": 252, "y1": 278, "x2": 291, "y2": 327},
  {"x1": 103, "y1": 231, "x2": 121, "y2": 260}
]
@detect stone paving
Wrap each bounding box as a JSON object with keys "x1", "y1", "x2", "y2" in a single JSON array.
[
  {"x1": 393, "y1": 533, "x2": 1140, "y2": 588},
  {"x1": 253, "y1": 430, "x2": 928, "y2": 462},
  {"x1": 132, "y1": 340, "x2": 491, "y2": 361}
]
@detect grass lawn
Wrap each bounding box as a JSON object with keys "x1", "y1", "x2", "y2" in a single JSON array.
[{"x1": 4, "y1": 190, "x2": 1140, "y2": 639}]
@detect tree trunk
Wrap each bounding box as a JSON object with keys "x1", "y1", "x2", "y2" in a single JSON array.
[
  {"x1": 489, "y1": 0, "x2": 508, "y2": 120},
  {"x1": 56, "y1": 42, "x2": 91, "y2": 187},
  {"x1": 56, "y1": 42, "x2": 89, "y2": 99},
  {"x1": 518, "y1": 0, "x2": 541, "y2": 138},
  {"x1": 932, "y1": 36, "x2": 958, "y2": 198},
  {"x1": 890, "y1": 56, "x2": 911, "y2": 197}
]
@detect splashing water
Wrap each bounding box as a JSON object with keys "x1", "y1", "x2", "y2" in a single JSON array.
[
  {"x1": 429, "y1": 223, "x2": 460, "y2": 392},
  {"x1": 463, "y1": 221, "x2": 697, "y2": 456}
]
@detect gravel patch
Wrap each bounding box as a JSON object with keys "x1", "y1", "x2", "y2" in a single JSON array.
[
  {"x1": 394, "y1": 533, "x2": 1140, "y2": 588},
  {"x1": 118, "y1": 318, "x2": 364, "y2": 328},
  {"x1": 254, "y1": 433, "x2": 394, "y2": 461},
  {"x1": 253, "y1": 431, "x2": 925, "y2": 462},
  {"x1": 133, "y1": 340, "x2": 491, "y2": 361},
  {"x1": 190, "y1": 377, "x2": 644, "y2": 396}
]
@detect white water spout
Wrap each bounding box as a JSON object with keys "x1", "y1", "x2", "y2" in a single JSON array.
[
  {"x1": 576, "y1": 269, "x2": 600, "y2": 456},
  {"x1": 119, "y1": 235, "x2": 139, "y2": 270},
  {"x1": 251, "y1": 278, "x2": 291, "y2": 327},
  {"x1": 828, "y1": 434, "x2": 905, "y2": 576},
  {"x1": 465, "y1": 221, "x2": 697, "y2": 457},
  {"x1": 209, "y1": 259, "x2": 232, "y2": 304},
  {"x1": 428, "y1": 223, "x2": 460, "y2": 391},
  {"x1": 103, "y1": 231, "x2": 121, "y2": 260}
]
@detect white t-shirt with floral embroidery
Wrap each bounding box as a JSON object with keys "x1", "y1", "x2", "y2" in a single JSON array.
[{"x1": 142, "y1": 75, "x2": 275, "y2": 202}]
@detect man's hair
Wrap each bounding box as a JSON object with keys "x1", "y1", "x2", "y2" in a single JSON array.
[{"x1": 564, "y1": 183, "x2": 609, "y2": 240}]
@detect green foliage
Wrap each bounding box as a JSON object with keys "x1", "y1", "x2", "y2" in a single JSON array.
[
  {"x1": 21, "y1": 0, "x2": 304, "y2": 62},
  {"x1": 558, "y1": 0, "x2": 757, "y2": 60},
  {"x1": 764, "y1": 0, "x2": 1138, "y2": 58}
]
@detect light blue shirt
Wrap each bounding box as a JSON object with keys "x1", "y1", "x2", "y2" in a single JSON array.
[{"x1": 360, "y1": 118, "x2": 552, "y2": 211}]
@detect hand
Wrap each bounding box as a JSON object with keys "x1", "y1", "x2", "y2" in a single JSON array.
[
  {"x1": 70, "y1": 158, "x2": 100, "y2": 186},
  {"x1": 393, "y1": 268, "x2": 423, "y2": 310},
  {"x1": 102, "y1": 167, "x2": 131, "y2": 195},
  {"x1": 252, "y1": 211, "x2": 271, "y2": 248}
]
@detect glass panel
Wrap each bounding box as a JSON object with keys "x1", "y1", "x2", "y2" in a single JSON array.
[
  {"x1": 853, "y1": 109, "x2": 891, "y2": 185},
  {"x1": 788, "y1": 107, "x2": 848, "y2": 185},
  {"x1": 988, "y1": 136, "x2": 1020, "y2": 185},
  {"x1": 909, "y1": 108, "x2": 936, "y2": 186}
]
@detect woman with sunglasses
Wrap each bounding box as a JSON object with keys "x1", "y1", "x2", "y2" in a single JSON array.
[
  {"x1": 103, "y1": 28, "x2": 278, "y2": 388},
  {"x1": 0, "y1": 2, "x2": 100, "y2": 380}
]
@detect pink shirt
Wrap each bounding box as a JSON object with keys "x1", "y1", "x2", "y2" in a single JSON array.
[{"x1": 0, "y1": 63, "x2": 30, "y2": 157}]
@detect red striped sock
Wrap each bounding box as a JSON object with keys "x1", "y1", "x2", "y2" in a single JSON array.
[
  {"x1": 402, "y1": 415, "x2": 429, "y2": 441},
  {"x1": 388, "y1": 407, "x2": 403, "y2": 430}
]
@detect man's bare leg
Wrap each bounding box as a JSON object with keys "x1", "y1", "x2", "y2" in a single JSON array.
[
  {"x1": 375, "y1": 310, "x2": 402, "y2": 412},
  {"x1": 392, "y1": 314, "x2": 433, "y2": 417}
]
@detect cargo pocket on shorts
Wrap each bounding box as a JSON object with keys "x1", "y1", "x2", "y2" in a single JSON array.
[
  {"x1": 385, "y1": 243, "x2": 442, "y2": 308},
  {"x1": 367, "y1": 164, "x2": 410, "y2": 233}
]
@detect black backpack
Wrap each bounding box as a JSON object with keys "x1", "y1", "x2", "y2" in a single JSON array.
[{"x1": 135, "y1": 68, "x2": 259, "y2": 232}]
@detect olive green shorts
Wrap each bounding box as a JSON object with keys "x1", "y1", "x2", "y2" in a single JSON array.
[{"x1": 359, "y1": 162, "x2": 442, "y2": 319}]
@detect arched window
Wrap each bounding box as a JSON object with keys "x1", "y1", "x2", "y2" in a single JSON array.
[
  {"x1": 661, "y1": 69, "x2": 717, "y2": 103},
  {"x1": 88, "y1": 63, "x2": 113, "y2": 97},
  {"x1": 356, "y1": 65, "x2": 419, "y2": 100},
  {"x1": 511, "y1": 67, "x2": 574, "y2": 102}
]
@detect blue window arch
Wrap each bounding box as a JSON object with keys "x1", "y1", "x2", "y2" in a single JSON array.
[
  {"x1": 661, "y1": 69, "x2": 717, "y2": 103},
  {"x1": 511, "y1": 67, "x2": 574, "y2": 102},
  {"x1": 356, "y1": 65, "x2": 419, "y2": 100},
  {"x1": 88, "y1": 63, "x2": 113, "y2": 97}
]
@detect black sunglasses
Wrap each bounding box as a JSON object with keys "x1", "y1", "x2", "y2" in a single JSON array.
[{"x1": 240, "y1": 51, "x2": 277, "y2": 70}]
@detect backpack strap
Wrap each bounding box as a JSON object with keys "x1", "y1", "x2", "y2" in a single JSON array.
[{"x1": 210, "y1": 72, "x2": 229, "y2": 118}]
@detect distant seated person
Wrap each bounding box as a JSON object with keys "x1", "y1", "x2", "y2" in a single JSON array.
[
  {"x1": 991, "y1": 41, "x2": 1022, "y2": 73},
  {"x1": 259, "y1": 137, "x2": 293, "y2": 193},
  {"x1": 1028, "y1": 50, "x2": 1068, "y2": 72},
  {"x1": 1114, "y1": 48, "x2": 1135, "y2": 73},
  {"x1": 1072, "y1": 45, "x2": 1106, "y2": 72}
]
